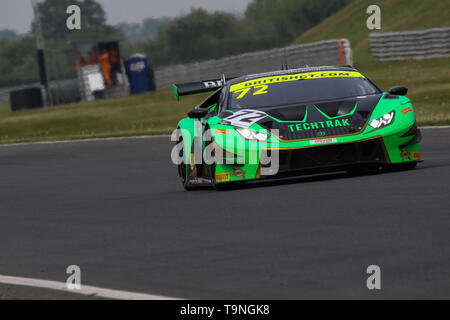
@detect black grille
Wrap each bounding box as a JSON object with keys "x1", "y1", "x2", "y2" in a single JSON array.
[{"x1": 268, "y1": 139, "x2": 387, "y2": 173}]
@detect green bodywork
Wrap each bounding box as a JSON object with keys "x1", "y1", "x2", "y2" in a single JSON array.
[{"x1": 176, "y1": 91, "x2": 420, "y2": 185}]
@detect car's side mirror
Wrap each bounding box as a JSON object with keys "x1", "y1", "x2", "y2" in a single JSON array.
[
  {"x1": 389, "y1": 85, "x2": 408, "y2": 96},
  {"x1": 187, "y1": 108, "x2": 208, "y2": 119}
]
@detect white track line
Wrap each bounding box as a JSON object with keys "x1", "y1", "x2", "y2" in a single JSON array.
[
  {"x1": 0, "y1": 134, "x2": 171, "y2": 148},
  {"x1": 0, "y1": 125, "x2": 449, "y2": 148},
  {"x1": 419, "y1": 125, "x2": 450, "y2": 129},
  {"x1": 0, "y1": 274, "x2": 182, "y2": 300}
]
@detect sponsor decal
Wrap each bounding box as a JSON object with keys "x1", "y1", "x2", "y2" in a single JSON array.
[
  {"x1": 401, "y1": 107, "x2": 413, "y2": 114},
  {"x1": 412, "y1": 152, "x2": 420, "y2": 160},
  {"x1": 232, "y1": 168, "x2": 246, "y2": 179},
  {"x1": 230, "y1": 71, "x2": 365, "y2": 92},
  {"x1": 188, "y1": 178, "x2": 199, "y2": 185},
  {"x1": 310, "y1": 138, "x2": 337, "y2": 145},
  {"x1": 288, "y1": 118, "x2": 350, "y2": 132},
  {"x1": 203, "y1": 80, "x2": 223, "y2": 88},
  {"x1": 400, "y1": 149, "x2": 411, "y2": 161},
  {"x1": 214, "y1": 128, "x2": 228, "y2": 135},
  {"x1": 190, "y1": 177, "x2": 213, "y2": 185},
  {"x1": 215, "y1": 172, "x2": 230, "y2": 182},
  {"x1": 317, "y1": 130, "x2": 326, "y2": 137}
]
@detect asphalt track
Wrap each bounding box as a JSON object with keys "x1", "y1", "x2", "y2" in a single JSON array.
[{"x1": 0, "y1": 128, "x2": 449, "y2": 299}]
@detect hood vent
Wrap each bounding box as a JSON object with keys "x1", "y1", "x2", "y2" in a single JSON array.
[
  {"x1": 262, "y1": 105, "x2": 307, "y2": 122},
  {"x1": 315, "y1": 100, "x2": 356, "y2": 118}
]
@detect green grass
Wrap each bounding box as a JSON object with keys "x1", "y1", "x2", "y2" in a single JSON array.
[
  {"x1": 0, "y1": 0, "x2": 448, "y2": 144},
  {"x1": 293, "y1": 0, "x2": 450, "y2": 125},
  {"x1": 0, "y1": 90, "x2": 209, "y2": 144}
]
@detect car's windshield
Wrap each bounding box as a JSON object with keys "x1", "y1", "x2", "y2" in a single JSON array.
[{"x1": 227, "y1": 72, "x2": 380, "y2": 110}]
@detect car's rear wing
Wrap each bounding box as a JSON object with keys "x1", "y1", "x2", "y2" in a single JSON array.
[{"x1": 173, "y1": 78, "x2": 233, "y2": 100}]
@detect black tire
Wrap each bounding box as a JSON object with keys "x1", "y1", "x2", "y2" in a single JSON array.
[
  {"x1": 206, "y1": 151, "x2": 220, "y2": 190},
  {"x1": 203, "y1": 126, "x2": 218, "y2": 189},
  {"x1": 176, "y1": 129, "x2": 194, "y2": 191}
]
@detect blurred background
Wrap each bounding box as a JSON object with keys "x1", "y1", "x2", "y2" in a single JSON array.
[
  {"x1": 0, "y1": 0, "x2": 448, "y2": 143},
  {"x1": 0, "y1": 0, "x2": 349, "y2": 87}
]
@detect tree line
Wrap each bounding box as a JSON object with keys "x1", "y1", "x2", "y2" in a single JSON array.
[
  {"x1": 143, "y1": 0, "x2": 350, "y2": 66},
  {"x1": 0, "y1": 0, "x2": 350, "y2": 87}
]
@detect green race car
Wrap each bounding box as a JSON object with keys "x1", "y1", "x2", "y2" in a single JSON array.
[{"x1": 172, "y1": 66, "x2": 421, "y2": 190}]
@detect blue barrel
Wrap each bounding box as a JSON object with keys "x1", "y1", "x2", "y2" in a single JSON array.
[{"x1": 124, "y1": 54, "x2": 154, "y2": 94}]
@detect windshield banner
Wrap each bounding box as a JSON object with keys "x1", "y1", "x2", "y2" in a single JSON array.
[{"x1": 230, "y1": 71, "x2": 365, "y2": 92}]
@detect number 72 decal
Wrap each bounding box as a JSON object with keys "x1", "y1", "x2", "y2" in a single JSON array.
[
  {"x1": 233, "y1": 85, "x2": 268, "y2": 99},
  {"x1": 221, "y1": 109, "x2": 268, "y2": 128}
]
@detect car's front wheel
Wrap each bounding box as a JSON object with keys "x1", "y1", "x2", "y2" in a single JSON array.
[{"x1": 176, "y1": 130, "x2": 195, "y2": 191}]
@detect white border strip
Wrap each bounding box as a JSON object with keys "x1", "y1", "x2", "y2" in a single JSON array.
[{"x1": 0, "y1": 274, "x2": 182, "y2": 300}]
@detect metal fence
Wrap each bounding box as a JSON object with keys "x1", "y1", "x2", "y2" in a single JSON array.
[
  {"x1": 369, "y1": 27, "x2": 450, "y2": 61},
  {"x1": 1, "y1": 38, "x2": 354, "y2": 103},
  {"x1": 0, "y1": 79, "x2": 80, "y2": 105},
  {"x1": 154, "y1": 39, "x2": 352, "y2": 89}
]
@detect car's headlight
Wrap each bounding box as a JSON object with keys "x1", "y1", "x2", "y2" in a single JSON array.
[
  {"x1": 369, "y1": 111, "x2": 395, "y2": 130},
  {"x1": 236, "y1": 128, "x2": 269, "y2": 141}
]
